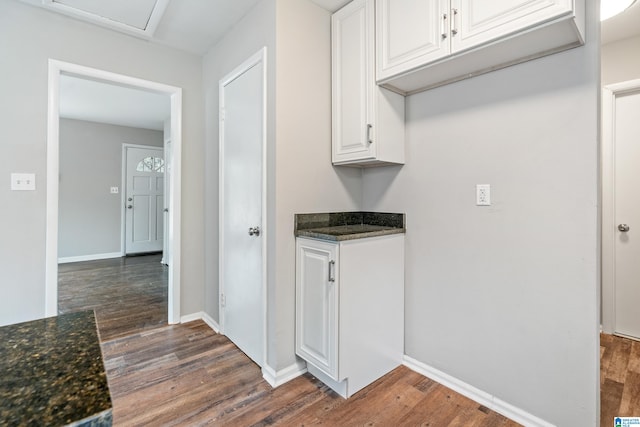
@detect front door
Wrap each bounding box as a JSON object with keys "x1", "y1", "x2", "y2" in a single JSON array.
[
  {"x1": 125, "y1": 146, "x2": 165, "y2": 255},
  {"x1": 219, "y1": 49, "x2": 265, "y2": 366},
  {"x1": 614, "y1": 86, "x2": 640, "y2": 339}
]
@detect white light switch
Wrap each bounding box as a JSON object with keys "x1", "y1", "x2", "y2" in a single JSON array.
[
  {"x1": 11, "y1": 173, "x2": 36, "y2": 191},
  {"x1": 110, "y1": 187, "x2": 119, "y2": 194}
]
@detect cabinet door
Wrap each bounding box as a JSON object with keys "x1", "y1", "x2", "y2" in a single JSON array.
[
  {"x1": 296, "y1": 239, "x2": 339, "y2": 379},
  {"x1": 451, "y1": 0, "x2": 573, "y2": 53},
  {"x1": 332, "y1": 0, "x2": 376, "y2": 164},
  {"x1": 376, "y1": 0, "x2": 450, "y2": 81}
]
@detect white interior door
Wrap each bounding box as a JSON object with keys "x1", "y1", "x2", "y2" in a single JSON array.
[
  {"x1": 613, "y1": 87, "x2": 640, "y2": 339},
  {"x1": 125, "y1": 146, "x2": 165, "y2": 255},
  {"x1": 219, "y1": 49, "x2": 265, "y2": 367}
]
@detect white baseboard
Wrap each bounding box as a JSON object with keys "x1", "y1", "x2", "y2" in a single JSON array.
[
  {"x1": 403, "y1": 355, "x2": 555, "y2": 427},
  {"x1": 202, "y1": 312, "x2": 220, "y2": 333},
  {"x1": 58, "y1": 252, "x2": 122, "y2": 264},
  {"x1": 179, "y1": 312, "x2": 306, "y2": 389},
  {"x1": 262, "y1": 359, "x2": 307, "y2": 388},
  {"x1": 179, "y1": 312, "x2": 203, "y2": 324},
  {"x1": 180, "y1": 311, "x2": 220, "y2": 333}
]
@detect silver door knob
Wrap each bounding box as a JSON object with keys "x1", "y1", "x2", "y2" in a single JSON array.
[
  {"x1": 127, "y1": 205, "x2": 133, "y2": 209},
  {"x1": 248, "y1": 226, "x2": 261, "y2": 236},
  {"x1": 618, "y1": 224, "x2": 630, "y2": 232}
]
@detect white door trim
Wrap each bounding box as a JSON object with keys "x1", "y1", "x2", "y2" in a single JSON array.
[
  {"x1": 121, "y1": 144, "x2": 165, "y2": 256},
  {"x1": 218, "y1": 47, "x2": 268, "y2": 366},
  {"x1": 601, "y1": 78, "x2": 640, "y2": 333},
  {"x1": 46, "y1": 59, "x2": 183, "y2": 324}
]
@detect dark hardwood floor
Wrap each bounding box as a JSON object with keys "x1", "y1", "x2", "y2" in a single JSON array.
[
  {"x1": 58, "y1": 254, "x2": 167, "y2": 341},
  {"x1": 60, "y1": 257, "x2": 640, "y2": 425},
  {"x1": 601, "y1": 333, "x2": 640, "y2": 426},
  {"x1": 102, "y1": 321, "x2": 521, "y2": 426}
]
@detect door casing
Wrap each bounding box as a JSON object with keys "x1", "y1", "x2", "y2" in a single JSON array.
[
  {"x1": 46, "y1": 59, "x2": 183, "y2": 324},
  {"x1": 602, "y1": 78, "x2": 640, "y2": 334},
  {"x1": 218, "y1": 48, "x2": 268, "y2": 367}
]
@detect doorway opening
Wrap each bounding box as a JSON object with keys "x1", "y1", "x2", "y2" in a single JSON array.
[{"x1": 46, "y1": 59, "x2": 183, "y2": 324}]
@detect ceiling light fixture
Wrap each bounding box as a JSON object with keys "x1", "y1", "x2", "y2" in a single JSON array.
[{"x1": 601, "y1": 0, "x2": 636, "y2": 21}]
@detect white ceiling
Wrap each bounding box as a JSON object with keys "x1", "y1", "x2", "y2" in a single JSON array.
[
  {"x1": 26, "y1": 0, "x2": 640, "y2": 131},
  {"x1": 60, "y1": 74, "x2": 170, "y2": 131}
]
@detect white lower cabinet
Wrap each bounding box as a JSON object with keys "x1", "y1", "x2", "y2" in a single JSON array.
[{"x1": 295, "y1": 234, "x2": 404, "y2": 398}]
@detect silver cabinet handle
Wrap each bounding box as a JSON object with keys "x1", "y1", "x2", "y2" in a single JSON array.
[
  {"x1": 452, "y1": 8, "x2": 459, "y2": 36},
  {"x1": 248, "y1": 226, "x2": 261, "y2": 236},
  {"x1": 619, "y1": 224, "x2": 630, "y2": 232},
  {"x1": 366, "y1": 124, "x2": 373, "y2": 144},
  {"x1": 441, "y1": 13, "x2": 448, "y2": 39},
  {"x1": 328, "y1": 260, "x2": 335, "y2": 283}
]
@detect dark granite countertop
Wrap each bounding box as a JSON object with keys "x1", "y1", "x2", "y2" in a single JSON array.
[
  {"x1": 295, "y1": 212, "x2": 405, "y2": 241},
  {"x1": 0, "y1": 311, "x2": 112, "y2": 426}
]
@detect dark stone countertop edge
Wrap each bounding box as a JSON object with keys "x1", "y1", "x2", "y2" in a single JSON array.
[
  {"x1": 294, "y1": 212, "x2": 406, "y2": 241},
  {"x1": 296, "y1": 227, "x2": 405, "y2": 241}
]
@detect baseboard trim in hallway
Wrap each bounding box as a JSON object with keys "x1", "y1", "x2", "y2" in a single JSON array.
[{"x1": 58, "y1": 252, "x2": 122, "y2": 264}]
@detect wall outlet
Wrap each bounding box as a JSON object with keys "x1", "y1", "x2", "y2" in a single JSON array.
[
  {"x1": 476, "y1": 184, "x2": 490, "y2": 206},
  {"x1": 110, "y1": 187, "x2": 119, "y2": 194},
  {"x1": 11, "y1": 173, "x2": 36, "y2": 191}
]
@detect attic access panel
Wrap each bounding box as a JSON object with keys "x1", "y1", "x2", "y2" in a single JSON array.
[{"x1": 42, "y1": 0, "x2": 169, "y2": 36}]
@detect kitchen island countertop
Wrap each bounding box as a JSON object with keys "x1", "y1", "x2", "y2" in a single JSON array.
[{"x1": 0, "y1": 310, "x2": 112, "y2": 426}]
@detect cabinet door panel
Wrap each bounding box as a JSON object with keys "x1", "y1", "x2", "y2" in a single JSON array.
[
  {"x1": 295, "y1": 240, "x2": 338, "y2": 379},
  {"x1": 451, "y1": 0, "x2": 573, "y2": 53},
  {"x1": 332, "y1": 0, "x2": 376, "y2": 163},
  {"x1": 377, "y1": 0, "x2": 450, "y2": 80}
]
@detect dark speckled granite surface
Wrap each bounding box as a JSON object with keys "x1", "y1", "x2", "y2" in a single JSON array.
[
  {"x1": 295, "y1": 212, "x2": 405, "y2": 241},
  {"x1": 0, "y1": 311, "x2": 112, "y2": 426}
]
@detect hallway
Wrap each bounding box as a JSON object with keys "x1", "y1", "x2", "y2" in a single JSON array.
[{"x1": 58, "y1": 254, "x2": 167, "y2": 341}]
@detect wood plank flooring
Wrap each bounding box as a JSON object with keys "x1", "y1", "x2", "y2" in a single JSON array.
[
  {"x1": 102, "y1": 321, "x2": 521, "y2": 426},
  {"x1": 58, "y1": 254, "x2": 167, "y2": 341},
  {"x1": 60, "y1": 257, "x2": 640, "y2": 425},
  {"x1": 601, "y1": 333, "x2": 640, "y2": 426}
]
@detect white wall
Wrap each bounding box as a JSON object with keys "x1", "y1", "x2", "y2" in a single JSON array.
[
  {"x1": 362, "y1": 8, "x2": 600, "y2": 427},
  {"x1": 602, "y1": 35, "x2": 640, "y2": 85},
  {"x1": 203, "y1": 0, "x2": 361, "y2": 371},
  {"x1": 58, "y1": 119, "x2": 164, "y2": 259},
  {"x1": 272, "y1": 0, "x2": 361, "y2": 370},
  {"x1": 0, "y1": 1, "x2": 204, "y2": 326}
]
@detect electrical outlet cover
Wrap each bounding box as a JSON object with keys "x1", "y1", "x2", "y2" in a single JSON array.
[
  {"x1": 11, "y1": 173, "x2": 36, "y2": 191},
  {"x1": 476, "y1": 184, "x2": 490, "y2": 206}
]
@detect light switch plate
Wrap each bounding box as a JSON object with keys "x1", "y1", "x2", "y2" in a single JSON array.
[
  {"x1": 11, "y1": 173, "x2": 36, "y2": 191},
  {"x1": 110, "y1": 187, "x2": 119, "y2": 194}
]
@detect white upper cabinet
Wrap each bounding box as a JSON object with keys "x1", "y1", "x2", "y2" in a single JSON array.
[
  {"x1": 332, "y1": 0, "x2": 405, "y2": 167},
  {"x1": 452, "y1": 0, "x2": 574, "y2": 52},
  {"x1": 377, "y1": 0, "x2": 450, "y2": 81},
  {"x1": 376, "y1": 0, "x2": 584, "y2": 94}
]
